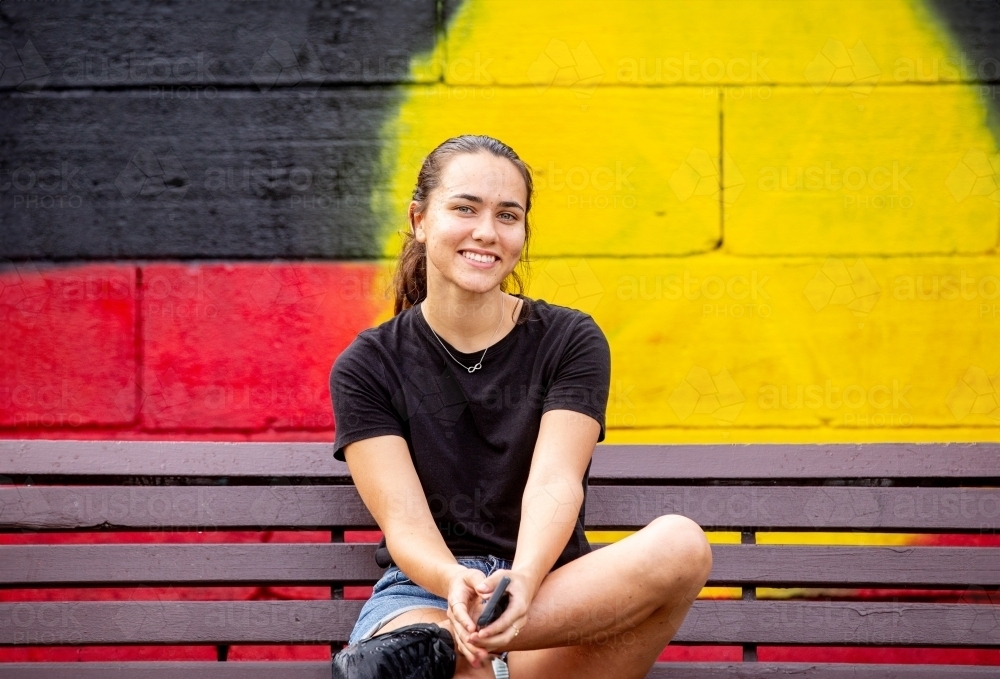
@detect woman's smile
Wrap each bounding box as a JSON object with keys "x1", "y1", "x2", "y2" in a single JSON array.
[{"x1": 459, "y1": 249, "x2": 500, "y2": 268}]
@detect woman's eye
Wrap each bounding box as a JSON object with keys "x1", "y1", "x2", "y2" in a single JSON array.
[
  {"x1": 500, "y1": 212, "x2": 516, "y2": 221},
  {"x1": 457, "y1": 205, "x2": 473, "y2": 214}
]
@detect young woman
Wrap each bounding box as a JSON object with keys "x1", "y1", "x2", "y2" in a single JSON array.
[{"x1": 330, "y1": 135, "x2": 712, "y2": 679}]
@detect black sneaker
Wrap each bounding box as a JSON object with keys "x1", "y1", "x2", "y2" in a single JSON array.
[{"x1": 332, "y1": 622, "x2": 457, "y2": 679}]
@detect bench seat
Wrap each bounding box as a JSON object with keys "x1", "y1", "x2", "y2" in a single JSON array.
[{"x1": 1, "y1": 440, "x2": 998, "y2": 676}]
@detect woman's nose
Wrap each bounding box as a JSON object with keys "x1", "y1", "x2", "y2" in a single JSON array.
[{"x1": 470, "y1": 215, "x2": 498, "y2": 242}]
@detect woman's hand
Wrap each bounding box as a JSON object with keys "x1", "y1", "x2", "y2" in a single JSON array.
[
  {"x1": 446, "y1": 567, "x2": 535, "y2": 667},
  {"x1": 465, "y1": 569, "x2": 533, "y2": 654},
  {"x1": 445, "y1": 567, "x2": 491, "y2": 668}
]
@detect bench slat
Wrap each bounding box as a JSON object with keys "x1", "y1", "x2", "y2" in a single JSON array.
[
  {"x1": 2, "y1": 663, "x2": 998, "y2": 679},
  {"x1": 1, "y1": 600, "x2": 996, "y2": 646},
  {"x1": 0, "y1": 441, "x2": 348, "y2": 479},
  {"x1": 0, "y1": 600, "x2": 362, "y2": 646},
  {"x1": 4, "y1": 441, "x2": 999, "y2": 479},
  {"x1": 586, "y1": 486, "x2": 1000, "y2": 532},
  {"x1": 0, "y1": 661, "x2": 332, "y2": 678},
  {"x1": 0, "y1": 486, "x2": 372, "y2": 531},
  {"x1": 678, "y1": 600, "x2": 1000, "y2": 646},
  {"x1": 648, "y1": 664, "x2": 1000, "y2": 678},
  {"x1": 0, "y1": 543, "x2": 382, "y2": 585},
  {"x1": 710, "y1": 545, "x2": 1000, "y2": 587},
  {"x1": 4, "y1": 485, "x2": 997, "y2": 532},
  {"x1": 594, "y1": 444, "x2": 1000, "y2": 480},
  {"x1": 3, "y1": 544, "x2": 999, "y2": 588}
]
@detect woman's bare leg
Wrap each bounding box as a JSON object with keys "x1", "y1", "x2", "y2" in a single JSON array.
[
  {"x1": 369, "y1": 514, "x2": 712, "y2": 679},
  {"x1": 503, "y1": 514, "x2": 712, "y2": 679}
]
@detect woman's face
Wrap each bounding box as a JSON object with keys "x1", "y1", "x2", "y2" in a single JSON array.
[{"x1": 412, "y1": 151, "x2": 527, "y2": 297}]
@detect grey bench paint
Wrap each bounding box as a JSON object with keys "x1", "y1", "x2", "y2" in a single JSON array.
[
  {"x1": 2, "y1": 544, "x2": 1000, "y2": 588},
  {"x1": 3, "y1": 485, "x2": 998, "y2": 532},
  {"x1": 3, "y1": 661, "x2": 999, "y2": 679},
  {"x1": 4, "y1": 441, "x2": 1000, "y2": 478},
  {"x1": 0, "y1": 599, "x2": 997, "y2": 646},
  {"x1": 0, "y1": 439, "x2": 997, "y2": 677}
]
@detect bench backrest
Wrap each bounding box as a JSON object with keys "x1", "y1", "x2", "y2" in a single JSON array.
[{"x1": 1, "y1": 440, "x2": 999, "y2": 678}]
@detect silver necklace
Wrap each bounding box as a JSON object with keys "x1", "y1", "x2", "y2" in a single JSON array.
[{"x1": 424, "y1": 291, "x2": 505, "y2": 374}]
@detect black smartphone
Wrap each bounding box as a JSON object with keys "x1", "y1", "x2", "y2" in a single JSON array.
[{"x1": 476, "y1": 575, "x2": 511, "y2": 629}]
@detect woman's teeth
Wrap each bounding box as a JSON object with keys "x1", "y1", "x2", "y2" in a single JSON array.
[{"x1": 462, "y1": 251, "x2": 497, "y2": 264}]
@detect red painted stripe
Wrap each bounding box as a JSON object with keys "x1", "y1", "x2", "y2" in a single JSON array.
[
  {"x1": 760, "y1": 647, "x2": 1000, "y2": 664},
  {"x1": 1, "y1": 261, "x2": 386, "y2": 434},
  {"x1": 0, "y1": 263, "x2": 137, "y2": 428},
  {"x1": 140, "y1": 262, "x2": 384, "y2": 431}
]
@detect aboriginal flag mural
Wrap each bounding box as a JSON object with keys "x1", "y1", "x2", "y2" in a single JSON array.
[{"x1": 2, "y1": 0, "x2": 1000, "y2": 665}]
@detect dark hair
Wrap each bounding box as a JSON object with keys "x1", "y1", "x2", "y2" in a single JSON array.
[{"x1": 392, "y1": 134, "x2": 533, "y2": 322}]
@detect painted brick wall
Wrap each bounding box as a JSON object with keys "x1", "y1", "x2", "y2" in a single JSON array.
[{"x1": 2, "y1": 0, "x2": 999, "y2": 665}]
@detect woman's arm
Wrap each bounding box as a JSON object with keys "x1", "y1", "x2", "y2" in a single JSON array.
[
  {"x1": 466, "y1": 408, "x2": 600, "y2": 652},
  {"x1": 347, "y1": 434, "x2": 500, "y2": 666},
  {"x1": 343, "y1": 434, "x2": 465, "y2": 598},
  {"x1": 512, "y1": 408, "x2": 601, "y2": 595}
]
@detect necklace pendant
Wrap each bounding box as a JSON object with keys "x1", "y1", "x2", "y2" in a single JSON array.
[{"x1": 423, "y1": 292, "x2": 502, "y2": 376}]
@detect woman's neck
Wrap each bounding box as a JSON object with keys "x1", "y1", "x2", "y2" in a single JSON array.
[{"x1": 421, "y1": 279, "x2": 518, "y2": 354}]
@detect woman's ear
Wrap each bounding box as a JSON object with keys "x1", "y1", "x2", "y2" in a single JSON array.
[{"x1": 410, "y1": 202, "x2": 427, "y2": 244}]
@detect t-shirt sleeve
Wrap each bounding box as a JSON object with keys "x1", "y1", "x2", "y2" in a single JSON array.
[
  {"x1": 330, "y1": 335, "x2": 405, "y2": 462},
  {"x1": 542, "y1": 314, "x2": 611, "y2": 442}
]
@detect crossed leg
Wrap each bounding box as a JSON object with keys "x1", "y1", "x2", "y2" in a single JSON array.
[{"x1": 369, "y1": 514, "x2": 713, "y2": 679}]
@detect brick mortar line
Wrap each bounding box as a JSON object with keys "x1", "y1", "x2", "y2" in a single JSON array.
[{"x1": 2, "y1": 80, "x2": 999, "y2": 95}]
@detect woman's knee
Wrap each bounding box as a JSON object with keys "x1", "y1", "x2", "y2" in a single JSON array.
[{"x1": 644, "y1": 514, "x2": 713, "y2": 587}]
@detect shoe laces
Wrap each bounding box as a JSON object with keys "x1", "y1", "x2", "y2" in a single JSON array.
[
  {"x1": 379, "y1": 631, "x2": 452, "y2": 679},
  {"x1": 340, "y1": 624, "x2": 456, "y2": 679}
]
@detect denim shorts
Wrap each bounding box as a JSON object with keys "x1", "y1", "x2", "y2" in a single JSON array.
[{"x1": 347, "y1": 554, "x2": 514, "y2": 647}]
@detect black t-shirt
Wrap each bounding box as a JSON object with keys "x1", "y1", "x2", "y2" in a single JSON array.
[{"x1": 330, "y1": 296, "x2": 611, "y2": 570}]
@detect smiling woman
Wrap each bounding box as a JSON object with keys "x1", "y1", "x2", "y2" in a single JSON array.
[
  {"x1": 393, "y1": 135, "x2": 533, "y2": 320},
  {"x1": 329, "y1": 135, "x2": 711, "y2": 679}
]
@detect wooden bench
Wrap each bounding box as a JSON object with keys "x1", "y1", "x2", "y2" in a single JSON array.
[{"x1": 1, "y1": 439, "x2": 998, "y2": 677}]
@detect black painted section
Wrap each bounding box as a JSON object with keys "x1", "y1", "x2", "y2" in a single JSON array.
[
  {"x1": 2, "y1": 90, "x2": 401, "y2": 259},
  {"x1": 0, "y1": 0, "x2": 439, "y2": 88},
  {"x1": 0, "y1": 0, "x2": 444, "y2": 260},
  {"x1": 926, "y1": 0, "x2": 1000, "y2": 139},
  {"x1": 926, "y1": 0, "x2": 1000, "y2": 80},
  {"x1": 442, "y1": 0, "x2": 465, "y2": 32}
]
